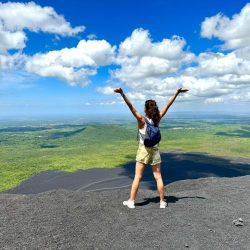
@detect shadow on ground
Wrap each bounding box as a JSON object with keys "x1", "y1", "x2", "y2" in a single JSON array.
[
  {"x1": 5, "y1": 152, "x2": 250, "y2": 194},
  {"x1": 135, "y1": 195, "x2": 206, "y2": 206},
  {"x1": 120, "y1": 152, "x2": 250, "y2": 190}
]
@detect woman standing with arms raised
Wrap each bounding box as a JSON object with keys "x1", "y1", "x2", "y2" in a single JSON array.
[{"x1": 114, "y1": 87, "x2": 188, "y2": 208}]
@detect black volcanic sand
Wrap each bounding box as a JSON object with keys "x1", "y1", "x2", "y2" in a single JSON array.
[
  {"x1": 6, "y1": 152, "x2": 250, "y2": 194},
  {"x1": 1, "y1": 176, "x2": 250, "y2": 249}
]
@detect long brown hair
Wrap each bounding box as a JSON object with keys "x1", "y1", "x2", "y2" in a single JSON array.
[{"x1": 145, "y1": 100, "x2": 160, "y2": 124}]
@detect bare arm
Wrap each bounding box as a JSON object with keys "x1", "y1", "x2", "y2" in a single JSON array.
[
  {"x1": 160, "y1": 88, "x2": 189, "y2": 119},
  {"x1": 114, "y1": 88, "x2": 144, "y2": 127}
]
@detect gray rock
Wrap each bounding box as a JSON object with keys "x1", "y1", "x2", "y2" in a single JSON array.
[{"x1": 233, "y1": 218, "x2": 244, "y2": 226}]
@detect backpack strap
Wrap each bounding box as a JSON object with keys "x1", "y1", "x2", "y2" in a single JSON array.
[
  {"x1": 144, "y1": 116, "x2": 158, "y2": 127},
  {"x1": 144, "y1": 116, "x2": 150, "y2": 125}
]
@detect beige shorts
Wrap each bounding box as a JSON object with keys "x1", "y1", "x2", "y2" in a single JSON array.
[{"x1": 136, "y1": 143, "x2": 161, "y2": 166}]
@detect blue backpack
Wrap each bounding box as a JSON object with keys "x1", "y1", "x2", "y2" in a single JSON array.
[{"x1": 143, "y1": 117, "x2": 161, "y2": 147}]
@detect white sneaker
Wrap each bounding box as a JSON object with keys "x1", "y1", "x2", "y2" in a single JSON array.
[
  {"x1": 123, "y1": 199, "x2": 135, "y2": 209},
  {"x1": 160, "y1": 200, "x2": 167, "y2": 208}
]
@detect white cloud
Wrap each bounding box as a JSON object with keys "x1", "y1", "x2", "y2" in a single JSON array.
[
  {"x1": 0, "y1": 2, "x2": 114, "y2": 86},
  {"x1": 99, "y1": 72, "x2": 244, "y2": 104},
  {"x1": 0, "y1": 2, "x2": 84, "y2": 35},
  {"x1": 102, "y1": 28, "x2": 233, "y2": 104},
  {"x1": 199, "y1": 2, "x2": 250, "y2": 101},
  {"x1": 201, "y1": 3, "x2": 250, "y2": 49},
  {"x1": 218, "y1": 74, "x2": 250, "y2": 85},
  {"x1": 93, "y1": 17, "x2": 250, "y2": 105},
  {"x1": 114, "y1": 56, "x2": 180, "y2": 81},
  {"x1": 84, "y1": 100, "x2": 123, "y2": 106},
  {"x1": 158, "y1": 76, "x2": 232, "y2": 99},
  {"x1": 118, "y1": 29, "x2": 186, "y2": 59},
  {"x1": 185, "y1": 51, "x2": 250, "y2": 77},
  {"x1": 0, "y1": 28, "x2": 26, "y2": 53},
  {"x1": 99, "y1": 101, "x2": 117, "y2": 105},
  {"x1": 127, "y1": 92, "x2": 146, "y2": 101},
  {"x1": 235, "y1": 46, "x2": 250, "y2": 60},
  {"x1": 113, "y1": 28, "x2": 193, "y2": 82},
  {"x1": 0, "y1": 1, "x2": 84, "y2": 52},
  {"x1": 96, "y1": 86, "x2": 115, "y2": 94},
  {"x1": 26, "y1": 40, "x2": 116, "y2": 85},
  {"x1": 0, "y1": 53, "x2": 26, "y2": 70},
  {"x1": 27, "y1": 62, "x2": 96, "y2": 86},
  {"x1": 77, "y1": 40, "x2": 116, "y2": 66},
  {"x1": 204, "y1": 97, "x2": 224, "y2": 103}
]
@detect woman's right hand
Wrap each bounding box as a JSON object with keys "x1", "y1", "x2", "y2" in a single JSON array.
[{"x1": 114, "y1": 88, "x2": 124, "y2": 95}]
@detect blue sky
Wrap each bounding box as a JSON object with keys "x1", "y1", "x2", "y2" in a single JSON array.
[{"x1": 1, "y1": 0, "x2": 250, "y2": 117}]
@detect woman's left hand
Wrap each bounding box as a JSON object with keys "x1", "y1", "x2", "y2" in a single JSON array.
[{"x1": 176, "y1": 88, "x2": 189, "y2": 94}]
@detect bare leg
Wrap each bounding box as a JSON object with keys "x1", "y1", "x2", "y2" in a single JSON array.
[
  {"x1": 130, "y1": 162, "x2": 146, "y2": 201},
  {"x1": 152, "y1": 163, "x2": 164, "y2": 201}
]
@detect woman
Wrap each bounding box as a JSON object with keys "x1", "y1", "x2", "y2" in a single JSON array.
[{"x1": 114, "y1": 87, "x2": 188, "y2": 208}]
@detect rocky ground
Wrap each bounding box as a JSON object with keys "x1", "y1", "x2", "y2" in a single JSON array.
[{"x1": 1, "y1": 175, "x2": 250, "y2": 250}]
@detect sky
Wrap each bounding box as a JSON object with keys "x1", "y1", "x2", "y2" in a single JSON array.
[{"x1": 1, "y1": 0, "x2": 250, "y2": 118}]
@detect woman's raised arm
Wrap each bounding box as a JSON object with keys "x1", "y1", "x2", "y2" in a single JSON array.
[
  {"x1": 114, "y1": 88, "x2": 144, "y2": 126},
  {"x1": 160, "y1": 88, "x2": 189, "y2": 119}
]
